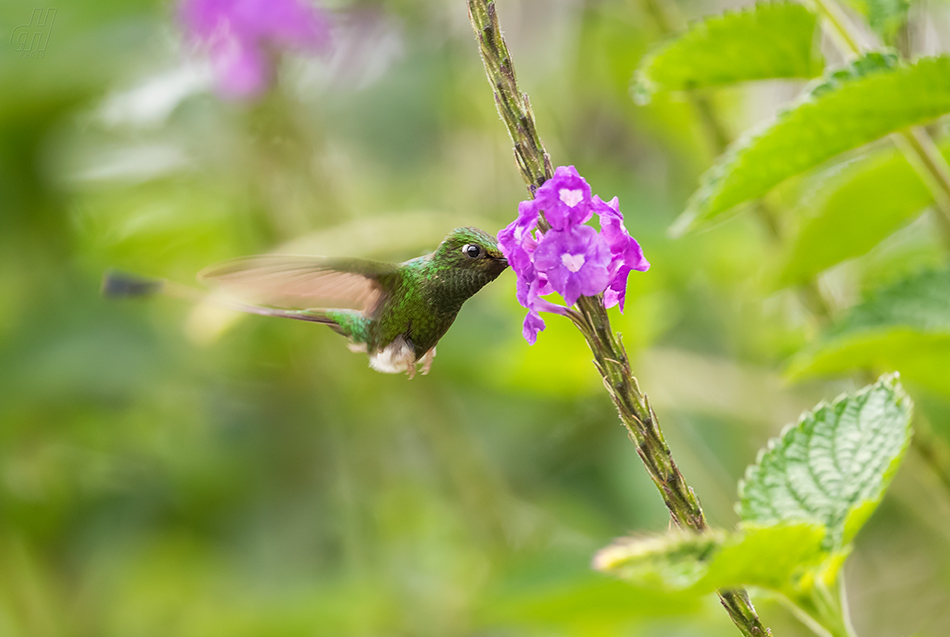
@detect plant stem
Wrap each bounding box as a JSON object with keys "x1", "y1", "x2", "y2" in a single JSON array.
[
  {"x1": 909, "y1": 411, "x2": 950, "y2": 495},
  {"x1": 838, "y1": 575, "x2": 859, "y2": 637},
  {"x1": 808, "y1": 0, "x2": 865, "y2": 54},
  {"x1": 893, "y1": 128, "x2": 950, "y2": 247},
  {"x1": 775, "y1": 574, "x2": 860, "y2": 637},
  {"x1": 466, "y1": 2, "x2": 771, "y2": 635},
  {"x1": 776, "y1": 596, "x2": 835, "y2": 637},
  {"x1": 777, "y1": 595, "x2": 853, "y2": 637}
]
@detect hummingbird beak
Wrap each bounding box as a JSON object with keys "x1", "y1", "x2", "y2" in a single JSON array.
[{"x1": 496, "y1": 255, "x2": 509, "y2": 268}]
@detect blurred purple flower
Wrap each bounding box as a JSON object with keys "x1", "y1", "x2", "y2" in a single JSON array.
[
  {"x1": 498, "y1": 166, "x2": 649, "y2": 343},
  {"x1": 179, "y1": 0, "x2": 331, "y2": 99}
]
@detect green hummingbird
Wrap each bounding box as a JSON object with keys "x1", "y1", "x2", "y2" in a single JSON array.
[{"x1": 104, "y1": 227, "x2": 508, "y2": 378}]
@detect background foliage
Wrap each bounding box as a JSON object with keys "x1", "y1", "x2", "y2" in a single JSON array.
[{"x1": 2, "y1": 0, "x2": 950, "y2": 636}]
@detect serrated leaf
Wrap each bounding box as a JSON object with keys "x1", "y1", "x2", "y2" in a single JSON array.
[
  {"x1": 804, "y1": 51, "x2": 899, "y2": 98},
  {"x1": 595, "y1": 523, "x2": 827, "y2": 594},
  {"x1": 675, "y1": 54, "x2": 950, "y2": 234},
  {"x1": 633, "y1": 2, "x2": 824, "y2": 102},
  {"x1": 739, "y1": 375, "x2": 913, "y2": 549},
  {"x1": 776, "y1": 142, "x2": 949, "y2": 287},
  {"x1": 787, "y1": 268, "x2": 950, "y2": 395}
]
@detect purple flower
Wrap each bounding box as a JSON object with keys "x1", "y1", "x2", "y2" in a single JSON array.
[
  {"x1": 522, "y1": 310, "x2": 546, "y2": 345},
  {"x1": 498, "y1": 200, "x2": 540, "y2": 280},
  {"x1": 533, "y1": 225, "x2": 611, "y2": 306},
  {"x1": 498, "y1": 166, "x2": 649, "y2": 343},
  {"x1": 516, "y1": 272, "x2": 569, "y2": 344},
  {"x1": 533, "y1": 165, "x2": 593, "y2": 231},
  {"x1": 179, "y1": 0, "x2": 331, "y2": 99},
  {"x1": 500, "y1": 200, "x2": 578, "y2": 343},
  {"x1": 593, "y1": 196, "x2": 650, "y2": 312}
]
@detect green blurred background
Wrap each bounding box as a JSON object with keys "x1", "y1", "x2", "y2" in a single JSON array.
[{"x1": 2, "y1": 0, "x2": 950, "y2": 635}]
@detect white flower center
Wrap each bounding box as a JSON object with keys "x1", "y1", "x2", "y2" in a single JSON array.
[
  {"x1": 561, "y1": 253, "x2": 586, "y2": 273},
  {"x1": 559, "y1": 188, "x2": 583, "y2": 207}
]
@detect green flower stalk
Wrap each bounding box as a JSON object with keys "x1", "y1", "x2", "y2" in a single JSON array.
[{"x1": 466, "y1": 1, "x2": 771, "y2": 635}]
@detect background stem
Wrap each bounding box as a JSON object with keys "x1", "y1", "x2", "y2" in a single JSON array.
[
  {"x1": 808, "y1": 0, "x2": 950, "y2": 238},
  {"x1": 893, "y1": 128, "x2": 950, "y2": 246},
  {"x1": 466, "y1": 1, "x2": 771, "y2": 635}
]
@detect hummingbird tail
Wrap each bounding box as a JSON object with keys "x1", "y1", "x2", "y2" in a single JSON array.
[
  {"x1": 102, "y1": 271, "x2": 207, "y2": 302},
  {"x1": 102, "y1": 270, "x2": 372, "y2": 347},
  {"x1": 102, "y1": 270, "x2": 165, "y2": 299}
]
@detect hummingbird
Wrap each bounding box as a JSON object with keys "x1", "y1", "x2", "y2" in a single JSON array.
[{"x1": 103, "y1": 227, "x2": 508, "y2": 378}]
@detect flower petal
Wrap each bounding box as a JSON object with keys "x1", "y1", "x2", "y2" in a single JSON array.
[
  {"x1": 625, "y1": 236, "x2": 651, "y2": 272},
  {"x1": 578, "y1": 262, "x2": 611, "y2": 298},
  {"x1": 534, "y1": 165, "x2": 593, "y2": 230},
  {"x1": 604, "y1": 265, "x2": 630, "y2": 312},
  {"x1": 522, "y1": 310, "x2": 546, "y2": 345}
]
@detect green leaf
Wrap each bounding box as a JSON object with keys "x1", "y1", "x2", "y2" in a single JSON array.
[
  {"x1": 825, "y1": 268, "x2": 950, "y2": 334},
  {"x1": 739, "y1": 375, "x2": 913, "y2": 549},
  {"x1": 479, "y1": 561, "x2": 702, "y2": 628},
  {"x1": 700, "y1": 523, "x2": 828, "y2": 592},
  {"x1": 776, "y1": 141, "x2": 949, "y2": 287},
  {"x1": 633, "y1": 2, "x2": 824, "y2": 102},
  {"x1": 675, "y1": 53, "x2": 950, "y2": 234},
  {"x1": 594, "y1": 523, "x2": 827, "y2": 594},
  {"x1": 791, "y1": 332, "x2": 950, "y2": 397},
  {"x1": 594, "y1": 531, "x2": 723, "y2": 591},
  {"x1": 787, "y1": 268, "x2": 950, "y2": 396},
  {"x1": 803, "y1": 50, "x2": 899, "y2": 99}
]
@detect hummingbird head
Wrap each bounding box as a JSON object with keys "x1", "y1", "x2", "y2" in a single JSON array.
[{"x1": 433, "y1": 227, "x2": 509, "y2": 280}]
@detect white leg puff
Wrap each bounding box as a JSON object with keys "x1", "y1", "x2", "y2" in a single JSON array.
[{"x1": 369, "y1": 337, "x2": 417, "y2": 376}]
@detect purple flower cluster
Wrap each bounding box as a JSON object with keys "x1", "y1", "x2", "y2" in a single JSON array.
[
  {"x1": 179, "y1": 0, "x2": 331, "y2": 99},
  {"x1": 498, "y1": 166, "x2": 649, "y2": 344}
]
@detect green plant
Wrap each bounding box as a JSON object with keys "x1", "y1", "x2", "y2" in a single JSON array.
[
  {"x1": 642, "y1": 0, "x2": 950, "y2": 500},
  {"x1": 597, "y1": 375, "x2": 913, "y2": 637},
  {"x1": 467, "y1": 0, "x2": 946, "y2": 635}
]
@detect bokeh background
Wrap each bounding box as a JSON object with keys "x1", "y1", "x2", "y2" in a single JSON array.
[{"x1": 2, "y1": 0, "x2": 950, "y2": 635}]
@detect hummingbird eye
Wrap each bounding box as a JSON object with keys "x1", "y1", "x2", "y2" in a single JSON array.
[{"x1": 462, "y1": 244, "x2": 481, "y2": 259}]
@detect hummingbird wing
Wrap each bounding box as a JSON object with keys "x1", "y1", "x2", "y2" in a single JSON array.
[{"x1": 197, "y1": 255, "x2": 400, "y2": 317}]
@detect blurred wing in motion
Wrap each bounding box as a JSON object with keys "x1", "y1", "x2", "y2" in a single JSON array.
[{"x1": 198, "y1": 255, "x2": 400, "y2": 317}]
